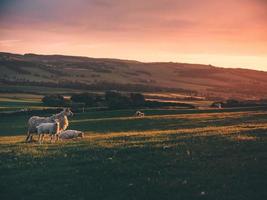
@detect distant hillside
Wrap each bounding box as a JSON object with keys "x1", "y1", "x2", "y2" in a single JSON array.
[{"x1": 1, "y1": 52, "x2": 267, "y2": 99}]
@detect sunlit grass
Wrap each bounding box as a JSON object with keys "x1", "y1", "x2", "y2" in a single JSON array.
[{"x1": 1, "y1": 121, "x2": 266, "y2": 156}]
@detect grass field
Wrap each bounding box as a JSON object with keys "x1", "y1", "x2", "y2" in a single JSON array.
[
  {"x1": 0, "y1": 93, "x2": 44, "y2": 111},
  {"x1": 1, "y1": 102, "x2": 267, "y2": 199}
]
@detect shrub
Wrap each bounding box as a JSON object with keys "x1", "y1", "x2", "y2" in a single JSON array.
[
  {"x1": 130, "y1": 93, "x2": 145, "y2": 107},
  {"x1": 145, "y1": 100, "x2": 195, "y2": 109},
  {"x1": 42, "y1": 94, "x2": 68, "y2": 107},
  {"x1": 71, "y1": 93, "x2": 97, "y2": 106},
  {"x1": 226, "y1": 99, "x2": 239, "y2": 106},
  {"x1": 105, "y1": 91, "x2": 131, "y2": 109}
]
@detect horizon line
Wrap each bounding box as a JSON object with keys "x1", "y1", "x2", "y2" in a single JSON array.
[{"x1": 1, "y1": 51, "x2": 267, "y2": 73}]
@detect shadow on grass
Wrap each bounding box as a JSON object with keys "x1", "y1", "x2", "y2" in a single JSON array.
[{"x1": 1, "y1": 126, "x2": 267, "y2": 200}]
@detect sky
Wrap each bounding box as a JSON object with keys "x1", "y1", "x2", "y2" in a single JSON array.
[{"x1": 0, "y1": 0, "x2": 267, "y2": 70}]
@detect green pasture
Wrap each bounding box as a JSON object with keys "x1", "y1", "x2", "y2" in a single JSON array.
[{"x1": 0, "y1": 102, "x2": 267, "y2": 200}]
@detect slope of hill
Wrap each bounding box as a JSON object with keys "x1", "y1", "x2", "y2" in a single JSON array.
[{"x1": 1, "y1": 52, "x2": 267, "y2": 99}]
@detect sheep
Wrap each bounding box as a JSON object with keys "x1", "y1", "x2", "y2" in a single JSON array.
[
  {"x1": 59, "y1": 130, "x2": 84, "y2": 140},
  {"x1": 26, "y1": 108, "x2": 73, "y2": 143},
  {"x1": 26, "y1": 115, "x2": 55, "y2": 142},
  {"x1": 51, "y1": 108, "x2": 73, "y2": 132},
  {"x1": 134, "y1": 111, "x2": 145, "y2": 117},
  {"x1": 37, "y1": 120, "x2": 60, "y2": 144}
]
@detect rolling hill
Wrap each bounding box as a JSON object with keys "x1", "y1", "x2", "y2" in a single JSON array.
[{"x1": 1, "y1": 52, "x2": 267, "y2": 100}]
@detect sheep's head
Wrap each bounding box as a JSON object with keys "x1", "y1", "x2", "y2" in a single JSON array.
[
  {"x1": 78, "y1": 131, "x2": 84, "y2": 138},
  {"x1": 63, "y1": 108, "x2": 73, "y2": 117},
  {"x1": 50, "y1": 114, "x2": 56, "y2": 121}
]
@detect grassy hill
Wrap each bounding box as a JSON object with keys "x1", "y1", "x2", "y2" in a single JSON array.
[{"x1": 1, "y1": 52, "x2": 267, "y2": 99}]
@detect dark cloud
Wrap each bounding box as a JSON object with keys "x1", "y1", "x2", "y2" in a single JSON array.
[{"x1": 0, "y1": 0, "x2": 200, "y2": 32}]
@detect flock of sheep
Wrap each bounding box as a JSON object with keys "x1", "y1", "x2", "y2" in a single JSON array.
[
  {"x1": 25, "y1": 108, "x2": 145, "y2": 144},
  {"x1": 26, "y1": 108, "x2": 84, "y2": 143}
]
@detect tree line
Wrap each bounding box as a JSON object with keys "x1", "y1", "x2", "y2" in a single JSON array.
[{"x1": 42, "y1": 91, "x2": 195, "y2": 109}]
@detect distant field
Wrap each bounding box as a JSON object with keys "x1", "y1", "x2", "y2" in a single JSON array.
[{"x1": 0, "y1": 93, "x2": 44, "y2": 111}]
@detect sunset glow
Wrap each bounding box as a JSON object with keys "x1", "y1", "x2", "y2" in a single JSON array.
[{"x1": 0, "y1": 0, "x2": 267, "y2": 70}]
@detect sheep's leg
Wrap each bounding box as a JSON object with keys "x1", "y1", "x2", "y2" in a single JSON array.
[
  {"x1": 53, "y1": 134, "x2": 59, "y2": 143},
  {"x1": 55, "y1": 134, "x2": 58, "y2": 143},
  {"x1": 38, "y1": 134, "x2": 41, "y2": 144},
  {"x1": 41, "y1": 134, "x2": 44, "y2": 144},
  {"x1": 50, "y1": 134, "x2": 53, "y2": 143},
  {"x1": 58, "y1": 134, "x2": 62, "y2": 141},
  {"x1": 54, "y1": 134, "x2": 57, "y2": 142},
  {"x1": 30, "y1": 134, "x2": 33, "y2": 142},
  {"x1": 39, "y1": 134, "x2": 42, "y2": 144},
  {"x1": 25, "y1": 130, "x2": 31, "y2": 142},
  {"x1": 40, "y1": 134, "x2": 42, "y2": 144},
  {"x1": 25, "y1": 134, "x2": 30, "y2": 142}
]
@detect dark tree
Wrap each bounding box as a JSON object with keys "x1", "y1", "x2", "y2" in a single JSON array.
[
  {"x1": 225, "y1": 99, "x2": 239, "y2": 107},
  {"x1": 42, "y1": 94, "x2": 68, "y2": 107},
  {"x1": 71, "y1": 93, "x2": 96, "y2": 106},
  {"x1": 226, "y1": 99, "x2": 239, "y2": 104},
  {"x1": 105, "y1": 91, "x2": 131, "y2": 109},
  {"x1": 130, "y1": 93, "x2": 145, "y2": 107}
]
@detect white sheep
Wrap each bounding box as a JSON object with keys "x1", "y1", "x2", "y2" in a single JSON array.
[
  {"x1": 59, "y1": 130, "x2": 84, "y2": 140},
  {"x1": 134, "y1": 111, "x2": 145, "y2": 117},
  {"x1": 37, "y1": 120, "x2": 60, "y2": 144}
]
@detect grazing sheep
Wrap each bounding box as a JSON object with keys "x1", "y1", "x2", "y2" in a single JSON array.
[
  {"x1": 59, "y1": 130, "x2": 84, "y2": 140},
  {"x1": 139, "y1": 112, "x2": 145, "y2": 117},
  {"x1": 134, "y1": 111, "x2": 145, "y2": 117},
  {"x1": 37, "y1": 120, "x2": 60, "y2": 144},
  {"x1": 215, "y1": 103, "x2": 222, "y2": 109},
  {"x1": 26, "y1": 108, "x2": 73, "y2": 142}
]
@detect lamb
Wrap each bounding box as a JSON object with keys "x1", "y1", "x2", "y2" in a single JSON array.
[
  {"x1": 59, "y1": 130, "x2": 84, "y2": 140},
  {"x1": 37, "y1": 120, "x2": 60, "y2": 144}
]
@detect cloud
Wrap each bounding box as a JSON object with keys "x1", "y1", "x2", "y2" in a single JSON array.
[
  {"x1": 1, "y1": 0, "x2": 266, "y2": 34},
  {"x1": 0, "y1": 0, "x2": 266, "y2": 68}
]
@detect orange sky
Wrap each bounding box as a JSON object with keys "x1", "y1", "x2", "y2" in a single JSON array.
[{"x1": 0, "y1": 0, "x2": 267, "y2": 70}]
